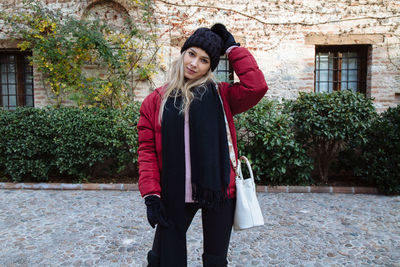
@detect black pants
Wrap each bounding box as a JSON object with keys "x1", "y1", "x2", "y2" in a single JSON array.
[{"x1": 151, "y1": 198, "x2": 235, "y2": 258}]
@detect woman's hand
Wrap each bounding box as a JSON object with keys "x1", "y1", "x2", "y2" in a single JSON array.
[
  {"x1": 211, "y1": 23, "x2": 240, "y2": 54},
  {"x1": 144, "y1": 195, "x2": 169, "y2": 228}
]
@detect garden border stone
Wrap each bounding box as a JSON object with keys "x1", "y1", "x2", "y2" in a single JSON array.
[{"x1": 0, "y1": 182, "x2": 378, "y2": 194}]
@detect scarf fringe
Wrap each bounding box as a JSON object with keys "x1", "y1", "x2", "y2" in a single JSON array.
[{"x1": 191, "y1": 184, "x2": 229, "y2": 209}]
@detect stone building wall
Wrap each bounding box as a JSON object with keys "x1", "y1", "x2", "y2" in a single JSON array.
[
  {"x1": 153, "y1": 0, "x2": 400, "y2": 112},
  {"x1": 0, "y1": 0, "x2": 399, "y2": 111}
]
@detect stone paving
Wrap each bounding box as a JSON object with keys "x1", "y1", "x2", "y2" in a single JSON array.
[{"x1": 0, "y1": 190, "x2": 399, "y2": 267}]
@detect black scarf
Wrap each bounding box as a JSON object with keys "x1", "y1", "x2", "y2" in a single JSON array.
[{"x1": 159, "y1": 81, "x2": 230, "y2": 266}]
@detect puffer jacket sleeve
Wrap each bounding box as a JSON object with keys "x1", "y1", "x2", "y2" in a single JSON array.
[
  {"x1": 221, "y1": 47, "x2": 268, "y2": 115},
  {"x1": 137, "y1": 93, "x2": 161, "y2": 198}
]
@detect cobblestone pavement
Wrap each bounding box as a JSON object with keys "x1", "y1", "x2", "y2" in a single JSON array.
[{"x1": 0, "y1": 190, "x2": 399, "y2": 267}]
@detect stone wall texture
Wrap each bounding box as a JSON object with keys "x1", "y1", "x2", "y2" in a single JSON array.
[{"x1": 1, "y1": 0, "x2": 399, "y2": 112}]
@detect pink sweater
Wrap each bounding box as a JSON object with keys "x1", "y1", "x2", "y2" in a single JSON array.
[
  {"x1": 184, "y1": 47, "x2": 239, "y2": 203},
  {"x1": 184, "y1": 110, "x2": 194, "y2": 202}
]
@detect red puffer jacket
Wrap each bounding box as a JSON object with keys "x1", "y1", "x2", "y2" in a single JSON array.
[{"x1": 137, "y1": 47, "x2": 268, "y2": 198}]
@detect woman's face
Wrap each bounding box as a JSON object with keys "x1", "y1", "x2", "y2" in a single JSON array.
[{"x1": 183, "y1": 47, "x2": 211, "y2": 80}]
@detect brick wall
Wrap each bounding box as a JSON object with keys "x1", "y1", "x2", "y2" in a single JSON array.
[
  {"x1": 0, "y1": 0, "x2": 399, "y2": 111},
  {"x1": 153, "y1": 0, "x2": 400, "y2": 111}
]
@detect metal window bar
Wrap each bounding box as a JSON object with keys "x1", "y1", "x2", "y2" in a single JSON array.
[
  {"x1": 316, "y1": 53, "x2": 320, "y2": 92},
  {"x1": 330, "y1": 53, "x2": 332, "y2": 92},
  {"x1": 0, "y1": 52, "x2": 33, "y2": 110},
  {"x1": 213, "y1": 55, "x2": 233, "y2": 83},
  {"x1": 315, "y1": 52, "x2": 334, "y2": 93},
  {"x1": 23, "y1": 55, "x2": 34, "y2": 106},
  {"x1": 338, "y1": 53, "x2": 341, "y2": 90},
  {"x1": 0, "y1": 54, "x2": 16, "y2": 109},
  {"x1": 341, "y1": 52, "x2": 360, "y2": 92},
  {"x1": 343, "y1": 52, "x2": 350, "y2": 89},
  {"x1": 316, "y1": 46, "x2": 365, "y2": 93}
]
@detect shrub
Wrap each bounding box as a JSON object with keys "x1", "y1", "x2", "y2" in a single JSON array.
[
  {"x1": 356, "y1": 105, "x2": 400, "y2": 194},
  {"x1": 51, "y1": 107, "x2": 126, "y2": 180},
  {"x1": 288, "y1": 90, "x2": 376, "y2": 182},
  {"x1": 0, "y1": 107, "x2": 55, "y2": 182},
  {"x1": 116, "y1": 102, "x2": 141, "y2": 168},
  {"x1": 235, "y1": 99, "x2": 314, "y2": 185},
  {"x1": 0, "y1": 104, "x2": 141, "y2": 183}
]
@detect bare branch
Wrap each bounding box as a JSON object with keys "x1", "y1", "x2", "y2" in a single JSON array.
[
  {"x1": 386, "y1": 35, "x2": 400, "y2": 71},
  {"x1": 156, "y1": 0, "x2": 400, "y2": 27}
]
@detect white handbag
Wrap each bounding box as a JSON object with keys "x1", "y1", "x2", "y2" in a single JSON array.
[
  {"x1": 216, "y1": 85, "x2": 264, "y2": 230},
  {"x1": 233, "y1": 156, "x2": 264, "y2": 231}
]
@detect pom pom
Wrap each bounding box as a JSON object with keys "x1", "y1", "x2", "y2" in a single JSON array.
[{"x1": 211, "y1": 23, "x2": 228, "y2": 41}]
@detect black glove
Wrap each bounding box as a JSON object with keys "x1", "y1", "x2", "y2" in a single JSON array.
[
  {"x1": 144, "y1": 195, "x2": 169, "y2": 228},
  {"x1": 211, "y1": 23, "x2": 240, "y2": 54}
]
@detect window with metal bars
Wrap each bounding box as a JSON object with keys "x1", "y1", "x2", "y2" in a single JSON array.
[
  {"x1": 0, "y1": 51, "x2": 34, "y2": 110},
  {"x1": 315, "y1": 45, "x2": 369, "y2": 94},
  {"x1": 213, "y1": 55, "x2": 233, "y2": 83}
]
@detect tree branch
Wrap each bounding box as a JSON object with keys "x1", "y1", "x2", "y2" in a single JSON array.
[
  {"x1": 386, "y1": 34, "x2": 400, "y2": 71},
  {"x1": 155, "y1": 0, "x2": 400, "y2": 27}
]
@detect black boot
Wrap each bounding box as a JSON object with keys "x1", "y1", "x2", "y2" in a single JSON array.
[
  {"x1": 147, "y1": 250, "x2": 160, "y2": 267},
  {"x1": 202, "y1": 253, "x2": 228, "y2": 267}
]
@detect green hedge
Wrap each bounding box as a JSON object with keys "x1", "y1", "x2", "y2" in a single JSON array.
[
  {"x1": 355, "y1": 105, "x2": 400, "y2": 194},
  {"x1": 1, "y1": 92, "x2": 399, "y2": 194},
  {"x1": 0, "y1": 107, "x2": 55, "y2": 182},
  {"x1": 235, "y1": 99, "x2": 314, "y2": 185},
  {"x1": 0, "y1": 103, "x2": 140, "y2": 183},
  {"x1": 287, "y1": 90, "x2": 377, "y2": 183}
]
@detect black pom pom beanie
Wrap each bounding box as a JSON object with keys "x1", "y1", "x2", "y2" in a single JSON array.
[{"x1": 180, "y1": 27, "x2": 223, "y2": 71}]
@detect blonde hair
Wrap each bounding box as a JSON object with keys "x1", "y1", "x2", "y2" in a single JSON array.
[{"x1": 159, "y1": 50, "x2": 214, "y2": 123}]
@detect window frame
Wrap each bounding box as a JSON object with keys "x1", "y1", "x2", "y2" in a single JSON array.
[
  {"x1": 0, "y1": 50, "x2": 34, "y2": 109},
  {"x1": 314, "y1": 45, "x2": 369, "y2": 94}
]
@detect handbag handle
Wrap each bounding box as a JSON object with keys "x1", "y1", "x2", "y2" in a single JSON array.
[
  {"x1": 239, "y1": 156, "x2": 254, "y2": 181},
  {"x1": 216, "y1": 85, "x2": 257, "y2": 193},
  {"x1": 216, "y1": 84, "x2": 255, "y2": 182},
  {"x1": 238, "y1": 156, "x2": 256, "y2": 191},
  {"x1": 216, "y1": 84, "x2": 238, "y2": 174}
]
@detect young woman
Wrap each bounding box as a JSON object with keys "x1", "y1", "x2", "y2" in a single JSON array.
[{"x1": 137, "y1": 23, "x2": 268, "y2": 267}]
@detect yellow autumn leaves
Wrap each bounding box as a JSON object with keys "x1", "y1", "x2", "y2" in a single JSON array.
[{"x1": 5, "y1": 0, "x2": 159, "y2": 109}]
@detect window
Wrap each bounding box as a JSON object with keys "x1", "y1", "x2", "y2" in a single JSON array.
[
  {"x1": 0, "y1": 52, "x2": 34, "y2": 110},
  {"x1": 315, "y1": 45, "x2": 369, "y2": 94},
  {"x1": 213, "y1": 55, "x2": 233, "y2": 83}
]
